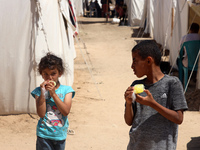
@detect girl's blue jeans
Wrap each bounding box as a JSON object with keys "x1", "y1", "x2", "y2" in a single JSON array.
[{"x1": 36, "y1": 136, "x2": 66, "y2": 150}]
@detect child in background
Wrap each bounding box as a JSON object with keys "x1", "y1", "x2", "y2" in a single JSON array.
[
  {"x1": 31, "y1": 53, "x2": 75, "y2": 150},
  {"x1": 124, "y1": 40, "x2": 188, "y2": 150}
]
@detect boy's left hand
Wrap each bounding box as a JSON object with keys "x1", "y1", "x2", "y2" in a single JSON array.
[{"x1": 135, "y1": 89, "x2": 155, "y2": 106}]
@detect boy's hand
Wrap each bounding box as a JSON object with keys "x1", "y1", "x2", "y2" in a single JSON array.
[
  {"x1": 124, "y1": 86, "x2": 134, "y2": 105},
  {"x1": 135, "y1": 89, "x2": 155, "y2": 106}
]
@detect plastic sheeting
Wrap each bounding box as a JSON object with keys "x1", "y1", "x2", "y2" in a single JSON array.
[{"x1": 0, "y1": 0, "x2": 76, "y2": 114}]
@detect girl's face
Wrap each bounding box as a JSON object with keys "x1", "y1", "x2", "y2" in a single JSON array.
[
  {"x1": 131, "y1": 51, "x2": 148, "y2": 78},
  {"x1": 41, "y1": 68, "x2": 62, "y2": 82}
]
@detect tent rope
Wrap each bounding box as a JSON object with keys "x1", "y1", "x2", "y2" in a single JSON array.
[
  {"x1": 77, "y1": 36, "x2": 94, "y2": 68},
  {"x1": 73, "y1": 19, "x2": 104, "y2": 100},
  {"x1": 184, "y1": 48, "x2": 200, "y2": 94},
  {"x1": 74, "y1": 35, "x2": 104, "y2": 100},
  {"x1": 35, "y1": 0, "x2": 50, "y2": 52},
  {"x1": 75, "y1": 20, "x2": 94, "y2": 68}
]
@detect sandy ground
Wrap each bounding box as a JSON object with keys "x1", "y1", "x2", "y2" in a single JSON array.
[{"x1": 0, "y1": 17, "x2": 200, "y2": 150}]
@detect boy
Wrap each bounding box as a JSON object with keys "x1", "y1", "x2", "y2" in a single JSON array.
[{"x1": 124, "y1": 40, "x2": 188, "y2": 150}]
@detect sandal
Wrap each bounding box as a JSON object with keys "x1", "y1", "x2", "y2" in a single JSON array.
[{"x1": 67, "y1": 129, "x2": 75, "y2": 135}]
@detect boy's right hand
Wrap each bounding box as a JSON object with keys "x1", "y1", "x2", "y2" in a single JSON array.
[{"x1": 124, "y1": 86, "x2": 134, "y2": 105}]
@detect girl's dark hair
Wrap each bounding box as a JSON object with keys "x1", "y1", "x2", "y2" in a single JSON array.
[
  {"x1": 132, "y1": 40, "x2": 161, "y2": 66},
  {"x1": 38, "y1": 52, "x2": 65, "y2": 75}
]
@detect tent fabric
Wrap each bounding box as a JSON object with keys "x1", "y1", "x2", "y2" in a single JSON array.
[
  {"x1": 166, "y1": 0, "x2": 188, "y2": 66},
  {"x1": 0, "y1": 0, "x2": 36, "y2": 114},
  {"x1": 35, "y1": 0, "x2": 76, "y2": 85},
  {"x1": 137, "y1": 0, "x2": 188, "y2": 67},
  {"x1": 73, "y1": 0, "x2": 84, "y2": 16},
  {"x1": 125, "y1": 0, "x2": 146, "y2": 26},
  {"x1": 0, "y1": 0, "x2": 76, "y2": 115}
]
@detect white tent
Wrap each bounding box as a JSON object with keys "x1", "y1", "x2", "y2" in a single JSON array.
[
  {"x1": 0, "y1": 0, "x2": 76, "y2": 115},
  {"x1": 125, "y1": 0, "x2": 187, "y2": 65},
  {"x1": 125, "y1": 0, "x2": 188, "y2": 65},
  {"x1": 124, "y1": 0, "x2": 146, "y2": 26},
  {"x1": 73, "y1": 0, "x2": 84, "y2": 16}
]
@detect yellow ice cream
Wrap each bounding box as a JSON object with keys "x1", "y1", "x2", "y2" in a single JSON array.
[
  {"x1": 134, "y1": 84, "x2": 144, "y2": 94},
  {"x1": 49, "y1": 81, "x2": 56, "y2": 86}
]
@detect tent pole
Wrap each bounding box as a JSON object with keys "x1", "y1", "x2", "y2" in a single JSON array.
[
  {"x1": 106, "y1": 0, "x2": 108, "y2": 22},
  {"x1": 171, "y1": 8, "x2": 174, "y2": 37}
]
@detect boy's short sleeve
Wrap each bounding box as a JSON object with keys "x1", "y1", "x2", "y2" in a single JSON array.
[
  {"x1": 31, "y1": 87, "x2": 41, "y2": 98},
  {"x1": 169, "y1": 77, "x2": 188, "y2": 111}
]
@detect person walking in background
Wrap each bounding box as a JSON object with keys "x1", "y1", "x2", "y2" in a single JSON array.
[
  {"x1": 115, "y1": 0, "x2": 127, "y2": 25},
  {"x1": 95, "y1": 0, "x2": 101, "y2": 17},
  {"x1": 31, "y1": 53, "x2": 75, "y2": 150},
  {"x1": 124, "y1": 40, "x2": 188, "y2": 150},
  {"x1": 101, "y1": 0, "x2": 112, "y2": 17}
]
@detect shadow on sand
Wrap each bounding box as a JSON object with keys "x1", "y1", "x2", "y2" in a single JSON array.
[
  {"x1": 131, "y1": 27, "x2": 150, "y2": 37},
  {"x1": 78, "y1": 19, "x2": 112, "y2": 25},
  {"x1": 131, "y1": 27, "x2": 152, "y2": 43},
  {"x1": 187, "y1": 136, "x2": 200, "y2": 150}
]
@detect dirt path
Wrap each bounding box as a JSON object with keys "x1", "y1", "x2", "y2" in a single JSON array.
[{"x1": 66, "y1": 17, "x2": 137, "y2": 150}]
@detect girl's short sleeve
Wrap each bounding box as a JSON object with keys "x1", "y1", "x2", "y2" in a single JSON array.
[
  {"x1": 31, "y1": 87, "x2": 41, "y2": 98},
  {"x1": 65, "y1": 86, "x2": 75, "y2": 98}
]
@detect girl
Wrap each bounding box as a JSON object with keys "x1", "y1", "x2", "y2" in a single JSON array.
[{"x1": 31, "y1": 53, "x2": 75, "y2": 150}]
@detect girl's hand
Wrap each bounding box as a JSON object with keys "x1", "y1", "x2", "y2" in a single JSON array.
[
  {"x1": 45, "y1": 81, "x2": 56, "y2": 96},
  {"x1": 135, "y1": 89, "x2": 155, "y2": 106},
  {"x1": 124, "y1": 86, "x2": 134, "y2": 105},
  {"x1": 40, "y1": 80, "x2": 49, "y2": 89}
]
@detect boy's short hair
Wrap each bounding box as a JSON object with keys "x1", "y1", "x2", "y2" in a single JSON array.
[
  {"x1": 190, "y1": 23, "x2": 199, "y2": 33},
  {"x1": 132, "y1": 40, "x2": 161, "y2": 66}
]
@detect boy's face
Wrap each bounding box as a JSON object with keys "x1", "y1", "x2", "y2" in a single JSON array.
[
  {"x1": 131, "y1": 51, "x2": 148, "y2": 78},
  {"x1": 41, "y1": 68, "x2": 62, "y2": 82}
]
